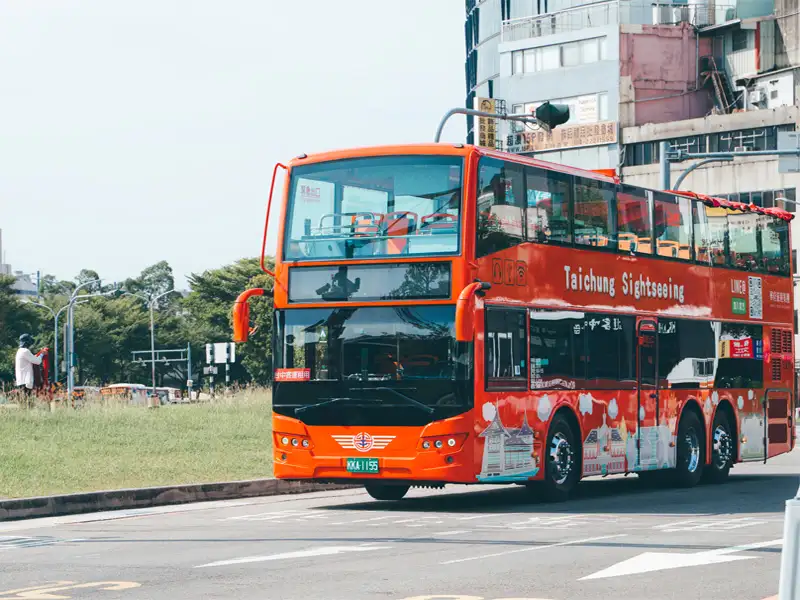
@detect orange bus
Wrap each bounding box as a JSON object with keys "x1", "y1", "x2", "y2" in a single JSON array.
[{"x1": 233, "y1": 143, "x2": 796, "y2": 502}]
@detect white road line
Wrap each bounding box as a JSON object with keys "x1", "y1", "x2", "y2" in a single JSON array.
[
  {"x1": 195, "y1": 543, "x2": 392, "y2": 568},
  {"x1": 0, "y1": 500, "x2": 257, "y2": 533},
  {"x1": 433, "y1": 530, "x2": 471, "y2": 536},
  {"x1": 580, "y1": 538, "x2": 784, "y2": 580},
  {"x1": 440, "y1": 534, "x2": 626, "y2": 565},
  {"x1": 706, "y1": 538, "x2": 783, "y2": 556},
  {"x1": 330, "y1": 516, "x2": 394, "y2": 525},
  {"x1": 455, "y1": 514, "x2": 508, "y2": 521},
  {"x1": 653, "y1": 517, "x2": 770, "y2": 532}
]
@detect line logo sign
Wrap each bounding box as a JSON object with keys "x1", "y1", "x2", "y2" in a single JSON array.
[{"x1": 332, "y1": 433, "x2": 395, "y2": 452}]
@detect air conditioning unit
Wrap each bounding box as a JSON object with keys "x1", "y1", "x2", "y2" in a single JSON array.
[
  {"x1": 749, "y1": 88, "x2": 767, "y2": 104},
  {"x1": 733, "y1": 146, "x2": 749, "y2": 152}
]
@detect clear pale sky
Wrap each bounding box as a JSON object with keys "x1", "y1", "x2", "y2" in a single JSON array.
[{"x1": 0, "y1": 1, "x2": 466, "y2": 288}]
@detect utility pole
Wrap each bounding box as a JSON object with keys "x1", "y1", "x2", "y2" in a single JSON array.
[
  {"x1": 660, "y1": 144, "x2": 800, "y2": 191},
  {"x1": 434, "y1": 103, "x2": 570, "y2": 143},
  {"x1": 124, "y1": 289, "x2": 175, "y2": 397}
]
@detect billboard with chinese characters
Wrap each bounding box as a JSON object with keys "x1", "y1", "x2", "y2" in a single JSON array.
[
  {"x1": 506, "y1": 121, "x2": 618, "y2": 154},
  {"x1": 474, "y1": 97, "x2": 498, "y2": 149}
]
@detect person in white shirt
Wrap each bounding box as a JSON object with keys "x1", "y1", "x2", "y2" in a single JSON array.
[{"x1": 15, "y1": 333, "x2": 42, "y2": 394}]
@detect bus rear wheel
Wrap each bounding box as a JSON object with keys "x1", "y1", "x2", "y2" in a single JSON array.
[
  {"x1": 674, "y1": 410, "x2": 705, "y2": 488},
  {"x1": 705, "y1": 411, "x2": 734, "y2": 483},
  {"x1": 540, "y1": 413, "x2": 580, "y2": 502},
  {"x1": 364, "y1": 482, "x2": 410, "y2": 501}
]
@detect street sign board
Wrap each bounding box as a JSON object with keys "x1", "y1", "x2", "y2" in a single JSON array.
[
  {"x1": 778, "y1": 131, "x2": 800, "y2": 173},
  {"x1": 187, "y1": 379, "x2": 193, "y2": 387},
  {"x1": 206, "y1": 342, "x2": 237, "y2": 364}
]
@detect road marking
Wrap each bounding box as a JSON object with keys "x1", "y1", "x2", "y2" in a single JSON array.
[
  {"x1": 195, "y1": 543, "x2": 392, "y2": 568},
  {"x1": 440, "y1": 534, "x2": 625, "y2": 565},
  {"x1": 580, "y1": 538, "x2": 783, "y2": 580},
  {"x1": 0, "y1": 582, "x2": 140, "y2": 599},
  {"x1": 433, "y1": 530, "x2": 471, "y2": 536},
  {"x1": 0, "y1": 500, "x2": 255, "y2": 533},
  {"x1": 0, "y1": 537, "x2": 66, "y2": 551},
  {"x1": 330, "y1": 516, "x2": 394, "y2": 525},
  {"x1": 653, "y1": 517, "x2": 770, "y2": 532}
]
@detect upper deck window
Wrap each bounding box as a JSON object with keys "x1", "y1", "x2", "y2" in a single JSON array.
[
  {"x1": 477, "y1": 158, "x2": 525, "y2": 257},
  {"x1": 284, "y1": 155, "x2": 463, "y2": 261}
]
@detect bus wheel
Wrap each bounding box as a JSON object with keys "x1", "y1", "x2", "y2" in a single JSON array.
[
  {"x1": 541, "y1": 414, "x2": 580, "y2": 502},
  {"x1": 674, "y1": 410, "x2": 705, "y2": 488},
  {"x1": 364, "y1": 483, "x2": 410, "y2": 501},
  {"x1": 705, "y1": 411, "x2": 734, "y2": 483}
]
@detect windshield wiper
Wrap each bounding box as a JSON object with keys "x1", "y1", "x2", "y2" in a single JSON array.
[
  {"x1": 350, "y1": 387, "x2": 434, "y2": 415},
  {"x1": 295, "y1": 397, "x2": 360, "y2": 415}
]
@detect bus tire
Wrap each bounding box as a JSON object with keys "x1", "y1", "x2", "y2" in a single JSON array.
[
  {"x1": 674, "y1": 410, "x2": 705, "y2": 488},
  {"x1": 541, "y1": 413, "x2": 581, "y2": 502},
  {"x1": 364, "y1": 482, "x2": 410, "y2": 501},
  {"x1": 705, "y1": 410, "x2": 734, "y2": 484}
]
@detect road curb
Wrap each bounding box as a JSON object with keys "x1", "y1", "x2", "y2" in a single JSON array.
[{"x1": 0, "y1": 479, "x2": 361, "y2": 522}]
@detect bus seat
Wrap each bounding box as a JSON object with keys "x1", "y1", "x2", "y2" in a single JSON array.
[
  {"x1": 384, "y1": 211, "x2": 417, "y2": 254},
  {"x1": 618, "y1": 232, "x2": 636, "y2": 252},
  {"x1": 352, "y1": 212, "x2": 383, "y2": 236},
  {"x1": 636, "y1": 236, "x2": 652, "y2": 253},
  {"x1": 421, "y1": 213, "x2": 458, "y2": 234},
  {"x1": 657, "y1": 240, "x2": 679, "y2": 257}
]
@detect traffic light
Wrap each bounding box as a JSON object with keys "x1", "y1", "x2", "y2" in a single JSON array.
[{"x1": 535, "y1": 102, "x2": 570, "y2": 130}]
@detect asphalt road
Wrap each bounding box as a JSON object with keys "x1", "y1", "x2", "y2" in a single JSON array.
[{"x1": 1, "y1": 452, "x2": 797, "y2": 600}]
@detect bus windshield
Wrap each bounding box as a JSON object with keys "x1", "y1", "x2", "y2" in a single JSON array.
[
  {"x1": 273, "y1": 305, "x2": 472, "y2": 426},
  {"x1": 284, "y1": 155, "x2": 463, "y2": 261}
]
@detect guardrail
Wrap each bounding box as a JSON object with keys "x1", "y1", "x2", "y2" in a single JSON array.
[{"x1": 501, "y1": 0, "x2": 738, "y2": 43}]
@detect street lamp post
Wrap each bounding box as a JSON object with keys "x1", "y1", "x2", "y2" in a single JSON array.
[
  {"x1": 124, "y1": 289, "x2": 175, "y2": 396},
  {"x1": 65, "y1": 280, "x2": 120, "y2": 400}
]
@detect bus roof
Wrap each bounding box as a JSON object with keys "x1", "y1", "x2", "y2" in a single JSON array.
[
  {"x1": 286, "y1": 143, "x2": 618, "y2": 183},
  {"x1": 285, "y1": 143, "x2": 793, "y2": 222}
]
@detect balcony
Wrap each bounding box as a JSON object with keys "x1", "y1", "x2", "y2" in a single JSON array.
[{"x1": 501, "y1": 0, "x2": 738, "y2": 43}]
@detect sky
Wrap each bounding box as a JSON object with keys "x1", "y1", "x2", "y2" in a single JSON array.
[{"x1": 0, "y1": 1, "x2": 466, "y2": 289}]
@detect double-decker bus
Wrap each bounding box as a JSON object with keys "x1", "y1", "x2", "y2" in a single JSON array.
[{"x1": 233, "y1": 143, "x2": 795, "y2": 502}]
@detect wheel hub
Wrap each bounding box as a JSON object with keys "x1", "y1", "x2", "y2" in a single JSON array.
[
  {"x1": 549, "y1": 432, "x2": 574, "y2": 485},
  {"x1": 682, "y1": 427, "x2": 701, "y2": 473},
  {"x1": 713, "y1": 425, "x2": 733, "y2": 469}
]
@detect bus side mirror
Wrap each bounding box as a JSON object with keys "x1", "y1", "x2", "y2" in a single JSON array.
[
  {"x1": 455, "y1": 281, "x2": 491, "y2": 342},
  {"x1": 232, "y1": 288, "x2": 267, "y2": 343}
]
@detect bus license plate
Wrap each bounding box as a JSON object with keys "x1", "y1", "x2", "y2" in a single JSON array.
[{"x1": 346, "y1": 457, "x2": 379, "y2": 473}]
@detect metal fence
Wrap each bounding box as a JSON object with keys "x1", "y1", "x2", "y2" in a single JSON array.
[{"x1": 501, "y1": 0, "x2": 738, "y2": 42}]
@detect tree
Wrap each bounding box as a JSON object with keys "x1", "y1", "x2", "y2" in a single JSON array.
[
  {"x1": 76, "y1": 269, "x2": 102, "y2": 293},
  {"x1": 123, "y1": 261, "x2": 176, "y2": 305},
  {"x1": 183, "y1": 257, "x2": 274, "y2": 385}
]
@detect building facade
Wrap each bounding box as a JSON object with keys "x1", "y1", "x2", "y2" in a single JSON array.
[
  {"x1": 0, "y1": 229, "x2": 39, "y2": 296},
  {"x1": 465, "y1": 0, "x2": 800, "y2": 339}
]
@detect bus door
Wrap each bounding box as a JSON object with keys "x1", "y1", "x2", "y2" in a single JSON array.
[
  {"x1": 766, "y1": 388, "x2": 793, "y2": 459},
  {"x1": 636, "y1": 318, "x2": 658, "y2": 469},
  {"x1": 764, "y1": 326, "x2": 794, "y2": 460}
]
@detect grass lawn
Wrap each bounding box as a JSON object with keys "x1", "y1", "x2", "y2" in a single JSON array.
[{"x1": 0, "y1": 390, "x2": 273, "y2": 499}]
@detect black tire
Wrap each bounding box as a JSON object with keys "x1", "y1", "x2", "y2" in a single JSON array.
[
  {"x1": 704, "y1": 410, "x2": 734, "y2": 483},
  {"x1": 674, "y1": 410, "x2": 705, "y2": 488},
  {"x1": 540, "y1": 413, "x2": 581, "y2": 502},
  {"x1": 364, "y1": 482, "x2": 410, "y2": 501}
]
